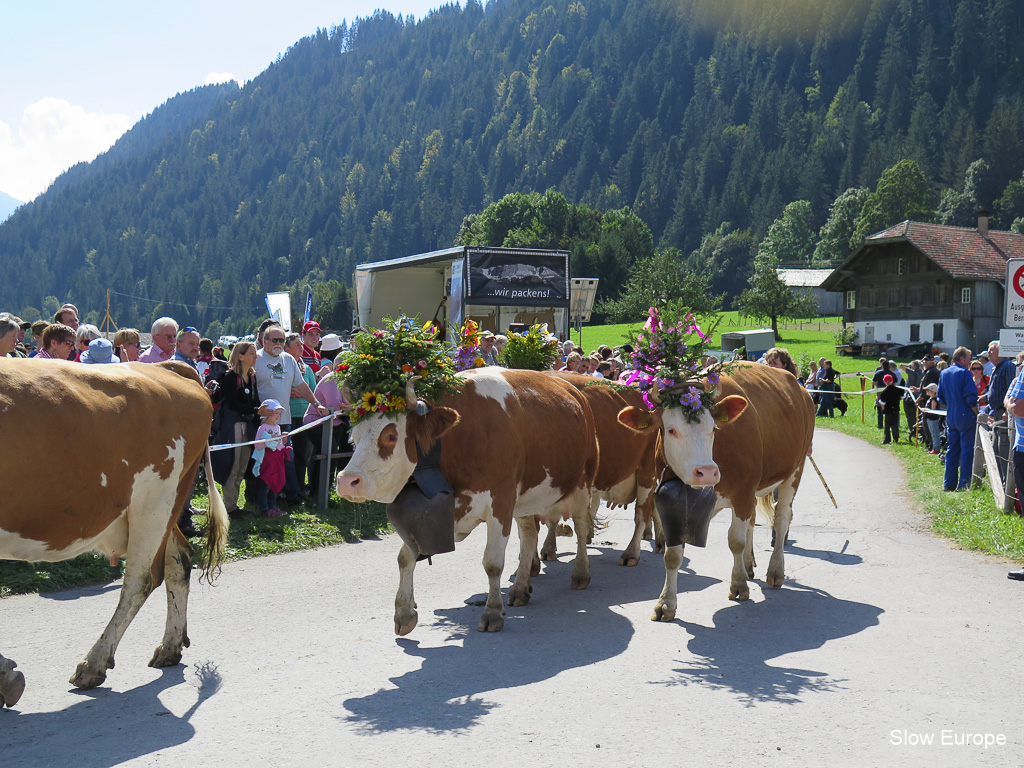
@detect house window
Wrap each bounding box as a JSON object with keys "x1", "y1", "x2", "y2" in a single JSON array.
[
  {"x1": 910, "y1": 324, "x2": 920, "y2": 342},
  {"x1": 898, "y1": 258, "x2": 905, "y2": 275},
  {"x1": 846, "y1": 290, "x2": 856, "y2": 310},
  {"x1": 961, "y1": 287, "x2": 971, "y2": 304},
  {"x1": 933, "y1": 323, "x2": 944, "y2": 341}
]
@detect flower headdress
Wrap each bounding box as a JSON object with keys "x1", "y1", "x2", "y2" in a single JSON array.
[
  {"x1": 622, "y1": 307, "x2": 721, "y2": 422},
  {"x1": 333, "y1": 316, "x2": 461, "y2": 424},
  {"x1": 453, "y1": 319, "x2": 487, "y2": 372}
]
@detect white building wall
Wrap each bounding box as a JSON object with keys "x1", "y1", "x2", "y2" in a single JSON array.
[{"x1": 853, "y1": 318, "x2": 970, "y2": 354}]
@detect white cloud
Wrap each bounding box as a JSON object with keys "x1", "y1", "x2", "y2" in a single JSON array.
[
  {"x1": 0, "y1": 97, "x2": 133, "y2": 202},
  {"x1": 205, "y1": 71, "x2": 240, "y2": 87}
]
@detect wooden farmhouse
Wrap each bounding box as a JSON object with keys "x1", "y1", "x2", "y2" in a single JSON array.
[{"x1": 821, "y1": 213, "x2": 1024, "y2": 353}]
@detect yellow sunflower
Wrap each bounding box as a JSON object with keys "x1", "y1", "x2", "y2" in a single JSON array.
[{"x1": 360, "y1": 392, "x2": 386, "y2": 411}]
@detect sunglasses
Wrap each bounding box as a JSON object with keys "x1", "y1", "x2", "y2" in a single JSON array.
[
  {"x1": 265, "y1": 336, "x2": 286, "y2": 343},
  {"x1": 971, "y1": 366, "x2": 983, "y2": 370}
]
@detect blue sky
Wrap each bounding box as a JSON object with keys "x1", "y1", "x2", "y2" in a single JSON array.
[{"x1": 0, "y1": 0, "x2": 443, "y2": 203}]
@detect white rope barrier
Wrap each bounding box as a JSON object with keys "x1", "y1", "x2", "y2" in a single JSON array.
[{"x1": 208, "y1": 411, "x2": 337, "y2": 452}]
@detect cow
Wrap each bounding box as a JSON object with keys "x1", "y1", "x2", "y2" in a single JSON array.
[
  {"x1": 618, "y1": 362, "x2": 815, "y2": 621},
  {"x1": 0, "y1": 359, "x2": 229, "y2": 707},
  {"x1": 335, "y1": 367, "x2": 599, "y2": 634},
  {"x1": 542, "y1": 372, "x2": 661, "y2": 567}
]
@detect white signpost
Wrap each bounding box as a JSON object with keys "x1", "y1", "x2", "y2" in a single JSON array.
[{"x1": 1001, "y1": 258, "x2": 1024, "y2": 357}]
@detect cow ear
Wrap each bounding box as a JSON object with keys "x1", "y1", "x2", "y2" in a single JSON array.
[
  {"x1": 714, "y1": 395, "x2": 747, "y2": 423},
  {"x1": 618, "y1": 406, "x2": 661, "y2": 433},
  {"x1": 407, "y1": 406, "x2": 460, "y2": 451}
]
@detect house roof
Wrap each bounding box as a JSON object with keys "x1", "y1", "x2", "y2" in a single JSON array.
[
  {"x1": 822, "y1": 220, "x2": 1024, "y2": 289},
  {"x1": 777, "y1": 268, "x2": 833, "y2": 288}
]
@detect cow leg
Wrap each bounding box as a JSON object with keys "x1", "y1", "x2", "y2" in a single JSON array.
[
  {"x1": 478, "y1": 515, "x2": 509, "y2": 632},
  {"x1": 0, "y1": 654, "x2": 26, "y2": 708},
  {"x1": 743, "y1": 513, "x2": 757, "y2": 579},
  {"x1": 767, "y1": 468, "x2": 801, "y2": 588},
  {"x1": 570, "y1": 491, "x2": 592, "y2": 590},
  {"x1": 509, "y1": 516, "x2": 538, "y2": 606},
  {"x1": 71, "y1": 469, "x2": 188, "y2": 689},
  {"x1": 540, "y1": 518, "x2": 559, "y2": 561},
  {"x1": 394, "y1": 542, "x2": 419, "y2": 635},
  {"x1": 150, "y1": 527, "x2": 193, "y2": 668},
  {"x1": 621, "y1": 479, "x2": 655, "y2": 567},
  {"x1": 651, "y1": 508, "x2": 666, "y2": 554},
  {"x1": 652, "y1": 543, "x2": 684, "y2": 622},
  {"x1": 727, "y1": 505, "x2": 754, "y2": 601}
]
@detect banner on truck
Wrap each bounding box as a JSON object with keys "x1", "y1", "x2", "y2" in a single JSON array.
[{"x1": 465, "y1": 248, "x2": 569, "y2": 307}]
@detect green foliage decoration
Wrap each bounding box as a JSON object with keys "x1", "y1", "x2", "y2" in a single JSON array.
[{"x1": 498, "y1": 323, "x2": 561, "y2": 370}]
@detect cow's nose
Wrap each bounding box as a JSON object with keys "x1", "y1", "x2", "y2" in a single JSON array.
[
  {"x1": 336, "y1": 473, "x2": 364, "y2": 500},
  {"x1": 691, "y1": 465, "x2": 720, "y2": 487}
]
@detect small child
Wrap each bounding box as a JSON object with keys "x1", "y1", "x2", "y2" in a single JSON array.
[
  {"x1": 878, "y1": 374, "x2": 902, "y2": 445},
  {"x1": 253, "y1": 398, "x2": 287, "y2": 517}
]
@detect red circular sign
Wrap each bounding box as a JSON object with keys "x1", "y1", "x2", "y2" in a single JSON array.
[{"x1": 1014, "y1": 263, "x2": 1024, "y2": 298}]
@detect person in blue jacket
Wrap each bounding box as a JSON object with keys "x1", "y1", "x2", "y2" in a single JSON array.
[{"x1": 936, "y1": 346, "x2": 979, "y2": 491}]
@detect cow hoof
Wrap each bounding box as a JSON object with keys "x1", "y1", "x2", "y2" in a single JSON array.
[
  {"x1": 508, "y1": 583, "x2": 532, "y2": 606},
  {"x1": 0, "y1": 663, "x2": 26, "y2": 708},
  {"x1": 651, "y1": 604, "x2": 676, "y2": 622},
  {"x1": 530, "y1": 554, "x2": 541, "y2": 577},
  {"x1": 728, "y1": 586, "x2": 750, "y2": 601},
  {"x1": 642, "y1": 523, "x2": 654, "y2": 540},
  {"x1": 619, "y1": 553, "x2": 639, "y2": 567},
  {"x1": 570, "y1": 573, "x2": 591, "y2": 590},
  {"x1": 149, "y1": 644, "x2": 184, "y2": 669},
  {"x1": 477, "y1": 611, "x2": 505, "y2": 632},
  {"x1": 654, "y1": 541, "x2": 666, "y2": 554},
  {"x1": 540, "y1": 548, "x2": 558, "y2": 562},
  {"x1": 394, "y1": 608, "x2": 419, "y2": 636},
  {"x1": 745, "y1": 565, "x2": 755, "y2": 580},
  {"x1": 766, "y1": 572, "x2": 785, "y2": 588},
  {"x1": 69, "y1": 661, "x2": 107, "y2": 690}
]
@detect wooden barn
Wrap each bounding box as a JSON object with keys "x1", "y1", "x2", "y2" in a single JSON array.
[{"x1": 821, "y1": 213, "x2": 1024, "y2": 354}]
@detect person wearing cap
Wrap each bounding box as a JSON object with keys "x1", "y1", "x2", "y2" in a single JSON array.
[
  {"x1": 139, "y1": 317, "x2": 178, "y2": 363},
  {"x1": 477, "y1": 330, "x2": 498, "y2": 366},
  {"x1": 878, "y1": 373, "x2": 903, "y2": 444},
  {"x1": 917, "y1": 383, "x2": 942, "y2": 454},
  {"x1": 317, "y1": 333, "x2": 343, "y2": 375},
  {"x1": 252, "y1": 399, "x2": 288, "y2": 518},
  {"x1": 936, "y1": 346, "x2": 979, "y2": 491},
  {"x1": 300, "y1": 320, "x2": 323, "y2": 375},
  {"x1": 81, "y1": 337, "x2": 120, "y2": 365}
]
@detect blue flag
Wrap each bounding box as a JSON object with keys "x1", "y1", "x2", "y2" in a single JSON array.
[{"x1": 304, "y1": 291, "x2": 313, "y2": 324}]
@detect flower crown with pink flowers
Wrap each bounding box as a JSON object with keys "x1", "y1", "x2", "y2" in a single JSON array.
[{"x1": 622, "y1": 307, "x2": 722, "y2": 422}]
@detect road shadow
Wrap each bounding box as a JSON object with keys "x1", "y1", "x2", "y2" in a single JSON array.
[
  {"x1": 0, "y1": 663, "x2": 221, "y2": 767},
  {"x1": 783, "y1": 539, "x2": 862, "y2": 566},
  {"x1": 663, "y1": 580, "x2": 882, "y2": 705},
  {"x1": 342, "y1": 545, "x2": 718, "y2": 733}
]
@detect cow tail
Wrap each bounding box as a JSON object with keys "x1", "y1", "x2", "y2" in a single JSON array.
[
  {"x1": 755, "y1": 493, "x2": 777, "y2": 528},
  {"x1": 199, "y1": 444, "x2": 229, "y2": 583}
]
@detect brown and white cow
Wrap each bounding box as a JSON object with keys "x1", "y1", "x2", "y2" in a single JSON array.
[
  {"x1": 618, "y1": 362, "x2": 815, "y2": 621},
  {"x1": 543, "y1": 372, "x2": 661, "y2": 566},
  {"x1": 335, "y1": 367, "x2": 598, "y2": 634},
  {"x1": 0, "y1": 359, "x2": 229, "y2": 707}
]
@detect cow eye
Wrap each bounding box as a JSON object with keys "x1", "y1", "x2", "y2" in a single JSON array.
[{"x1": 666, "y1": 427, "x2": 677, "y2": 437}]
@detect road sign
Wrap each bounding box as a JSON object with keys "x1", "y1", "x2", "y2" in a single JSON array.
[
  {"x1": 999, "y1": 328, "x2": 1024, "y2": 359},
  {"x1": 1005, "y1": 258, "x2": 1024, "y2": 327}
]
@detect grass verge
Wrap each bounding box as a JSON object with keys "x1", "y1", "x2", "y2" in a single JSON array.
[
  {"x1": 0, "y1": 485, "x2": 389, "y2": 598},
  {"x1": 817, "y1": 412, "x2": 1024, "y2": 562}
]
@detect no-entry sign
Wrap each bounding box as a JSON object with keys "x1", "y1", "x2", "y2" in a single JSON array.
[{"x1": 1005, "y1": 258, "x2": 1024, "y2": 327}]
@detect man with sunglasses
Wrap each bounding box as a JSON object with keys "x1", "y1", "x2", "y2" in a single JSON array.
[
  {"x1": 139, "y1": 317, "x2": 179, "y2": 363},
  {"x1": 255, "y1": 323, "x2": 329, "y2": 506}
]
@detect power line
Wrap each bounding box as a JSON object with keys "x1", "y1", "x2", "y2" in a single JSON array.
[{"x1": 109, "y1": 290, "x2": 262, "y2": 312}]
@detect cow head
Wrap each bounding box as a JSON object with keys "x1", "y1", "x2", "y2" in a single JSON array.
[
  {"x1": 618, "y1": 394, "x2": 747, "y2": 488},
  {"x1": 335, "y1": 377, "x2": 460, "y2": 503}
]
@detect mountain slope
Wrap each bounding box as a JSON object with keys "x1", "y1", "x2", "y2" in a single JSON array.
[{"x1": 1, "y1": 0, "x2": 1023, "y2": 333}]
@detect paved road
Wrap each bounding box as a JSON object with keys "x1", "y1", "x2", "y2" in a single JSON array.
[{"x1": 1, "y1": 428, "x2": 1022, "y2": 767}]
